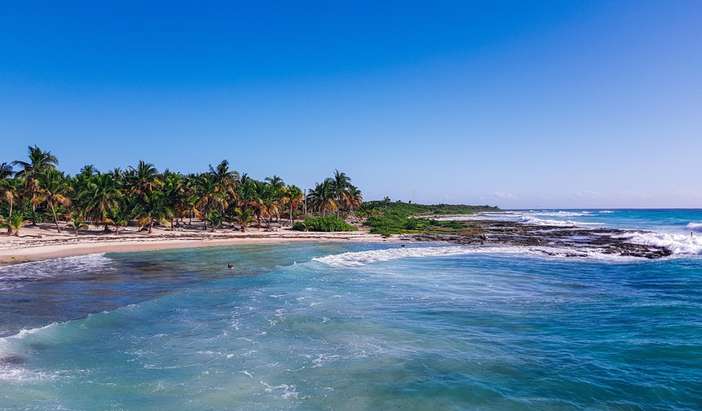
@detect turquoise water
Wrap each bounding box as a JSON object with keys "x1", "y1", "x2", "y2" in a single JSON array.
[{"x1": 1, "y1": 210, "x2": 702, "y2": 410}]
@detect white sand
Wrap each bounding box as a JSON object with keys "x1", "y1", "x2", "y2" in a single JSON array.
[{"x1": 0, "y1": 223, "x2": 396, "y2": 266}]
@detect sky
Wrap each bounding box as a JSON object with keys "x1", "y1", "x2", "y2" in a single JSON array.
[{"x1": 1, "y1": 0, "x2": 701, "y2": 208}]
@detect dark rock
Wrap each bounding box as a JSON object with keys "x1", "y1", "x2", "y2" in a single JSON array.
[{"x1": 407, "y1": 220, "x2": 673, "y2": 260}]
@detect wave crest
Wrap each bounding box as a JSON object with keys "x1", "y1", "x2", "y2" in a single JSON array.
[
  {"x1": 620, "y1": 231, "x2": 702, "y2": 256},
  {"x1": 313, "y1": 247, "x2": 472, "y2": 267},
  {"x1": 313, "y1": 245, "x2": 642, "y2": 268}
]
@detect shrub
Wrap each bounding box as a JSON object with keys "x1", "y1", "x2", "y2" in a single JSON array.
[{"x1": 293, "y1": 216, "x2": 355, "y2": 232}]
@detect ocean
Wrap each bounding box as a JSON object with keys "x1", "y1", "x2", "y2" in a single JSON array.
[{"x1": 1, "y1": 209, "x2": 701, "y2": 410}]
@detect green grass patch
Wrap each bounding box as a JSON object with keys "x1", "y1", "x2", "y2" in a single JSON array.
[
  {"x1": 357, "y1": 200, "x2": 497, "y2": 218},
  {"x1": 292, "y1": 215, "x2": 356, "y2": 232}
]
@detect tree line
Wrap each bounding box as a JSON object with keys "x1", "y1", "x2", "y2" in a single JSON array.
[{"x1": 0, "y1": 146, "x2": 362, "y2": 235}]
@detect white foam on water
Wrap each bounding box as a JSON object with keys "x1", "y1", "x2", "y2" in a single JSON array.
[
  {"x1": 0, "y1": 322, "x2": 58, "y2": 352},
  {"x1": 0, "y1": 253, "x2": 112, "y2": 291},
  {"x1": 520, "y1": 216, "x2": 580, "y2": 227},
  {"x1": 0, "y1": 322, "x2": 60, "y2": 383},
  {"x1": 687, "y1": 222, "x2": 702, "y2": 233},
  {"x1": 436, "y1": 211, "x2": 602, "y2": 228},
  {"x1": 313, "y1": 245, "x2": 642, "y2": 268},
  {"x1": 260, "y1": 381, "x2": 300, "y2": 399},
  {"x1": 618, "y1": 231, "x2": 702, "y2": 256},
  {"x1": 530, "y1": 210, "x2": 592, "y2": 217},
  {"x1": 313, "y1": 246, "x2": 474, "y2": 267}
]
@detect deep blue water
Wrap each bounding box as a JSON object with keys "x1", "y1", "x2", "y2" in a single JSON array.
[{"x1": 1, "y1": 210, "x2": 701, "y2": 410}]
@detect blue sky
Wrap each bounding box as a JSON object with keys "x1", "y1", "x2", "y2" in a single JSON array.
[{"x1": 2, "y1": 1, "x2": 701, "y2": 208}]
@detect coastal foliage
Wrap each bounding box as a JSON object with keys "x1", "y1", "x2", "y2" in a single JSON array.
[
  {"x1": 292, "y1": 216, "x2": 355, "y2": 232},
  {"x1": 358, "y1": 200, "x2": 498, "y2": 218},
  {"x1": 361, "y1": 200, "x2": 497, "y2": 236},
  {"x1": 0, "y1": 146, "x2": 363, "y2": 234}
]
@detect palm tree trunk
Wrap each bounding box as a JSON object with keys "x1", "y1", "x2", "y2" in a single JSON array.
[
  {"x1": 7, "y1": 198, "x2": 13, "y2": 235},
  {"x1": 49, "y1": 201, "x2": 61, "y2": 233}
]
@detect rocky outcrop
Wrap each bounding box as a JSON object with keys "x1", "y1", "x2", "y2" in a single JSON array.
[{"x1": 403, "y1": 220, "x2": 672, "y2": 259}]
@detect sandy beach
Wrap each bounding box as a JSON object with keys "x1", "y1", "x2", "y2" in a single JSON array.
[{"x1": 0, "y1": 224, "x2": 393, "y2": 266}]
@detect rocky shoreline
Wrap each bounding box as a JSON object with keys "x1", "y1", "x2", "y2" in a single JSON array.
[{"x1": 403, "y1": 220, "x2": 672, "y2": 259}]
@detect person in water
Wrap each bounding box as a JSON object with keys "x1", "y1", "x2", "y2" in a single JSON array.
[{"x1": 227, "y1": 264, "x2": 235, "y2": 269}]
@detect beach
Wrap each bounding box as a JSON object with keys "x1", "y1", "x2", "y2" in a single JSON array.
[
  {"x1": 1, "y1": 209, "x2": 701, "y2": 410},
  {"x1": 0, "y1": 224, "x2": 393, "y2": 266}
]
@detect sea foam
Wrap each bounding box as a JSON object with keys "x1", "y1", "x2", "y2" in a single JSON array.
[
  {"x1": 0, "y1": 322, "x2": 61, "y2": 382},
  {"x1": 620, "y1": 231, "x2": 702, "y2": 256},
  {"x1": 313, "y1": 245, "x2": 641, "y2": 268}
]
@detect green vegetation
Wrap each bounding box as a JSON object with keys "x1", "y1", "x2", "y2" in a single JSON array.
[
  {"x1": 0, "y1": 146, "x2": 363, "y2": 234},
  {"x1": 361, "y1": 199, "x2": 496, "y2": 237},
  {"x1": 367, "y1": 213, "x2": 469, "y2": 236},
  {"x1": 292, "y1": 216, "x2": 355, "y2": 232},
  {"x1": 357, "y1": 200, "x2": 497, "y2": 218}
]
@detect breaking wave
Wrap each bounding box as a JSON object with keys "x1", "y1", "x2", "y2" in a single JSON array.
[
  {"x1": 0, "y1": 322, "x2": 60, "y2": 382},
  {"x1": 530, "y1": 210, "x2": 592, "y2": 217},
  {"x1": 437, "y1": 211, "x2": 601, "y2": 228},
  {"x1": 313, "y1": 246, "x2": 472, "y2": 267},
  {"x1": 313, "y1": 245, "x2": 643, "y2": 268},
  {"x1": 620, "y1": 231, "x2": 702, "y2": 256},
  {"x1": 687, "y1": 222, "x2": 702, "y2": 233}
]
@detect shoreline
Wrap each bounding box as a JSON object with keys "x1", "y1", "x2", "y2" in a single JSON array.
[
  {"x1": 2, "y1": 214, "x2": 693, "y2": 266},
  {"x1": 0, "y1": 228, "x2": 398, "y2": 267}
]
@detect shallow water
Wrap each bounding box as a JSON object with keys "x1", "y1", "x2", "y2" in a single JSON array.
[{"x1": 1, "y1": 211, "x2": 702, "y2": 410}]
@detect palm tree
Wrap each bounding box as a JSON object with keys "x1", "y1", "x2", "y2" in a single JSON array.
[
  {"x1": 2, "y1": 149, "x2": 364, "y2": 236},
  {"x1": 196, "y1": 174, "x2": 227, "y2": 230},
  {"x1": 128, "y1": 160, "x2": 161, "y2": 198},
  {"x1": 234, "y1": 207, "x2": 255, "y2": 232},
  {"x1": 259, "y1": 183, "x2": 280, "y2": 227},
  {"x1": 67, "y1": 211, "x2": 88, "y2": 234},
  {"x1": 8, "y1": 212, "x2": 24, "y2": 236},
  {"x1": 286, "y1": 185, "x2": 303, "y2": 225},
  {"x1": 308, "y1": 178, "x2": 337, "y2": 216},
  {"x1": 12, "y1": 146, "x2": 58, "y2": 176},
  {"x1": 345, "y1": 185, "x2": 363, "y2": 212},
  {"x1": 209, "y1": 160, "x2": 239, "y2": 201},
  {"x1": 0, "y1": 178, "x2": 20, "y2": 235},
  {"x1": 265, "y1": 176, "x2": 286, "y2": 222},
  {"x1": 332, "y1": 170, "x2": 351, "y2": 192},
  {"x1": 161, "y1": 171, "x2": 185, "y2": 229},
  {"x1": 237, "y1": 174, "x2": 263, "y2": 227},
  {"x1": 332, "y1": 170, "x2": 361, "y2": 214},
  {"x1": 13, "y1": 146, "x2": 59, "y2": 225},
  {"x1": 134, "y1": 190, "x2": 168, "y2": 234},
  {"x1": 35, "y1": 169, "x2": 71, "y2": 232},
  {"x1": 107, "y1": 205, "x2": 131, "y2": 234},
  {"x1": 265, "y1": 175, "x2": 285, "y2": 191},
  {"x1": 79, "y1": 173, "x2": 122, "y2": 231}
]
